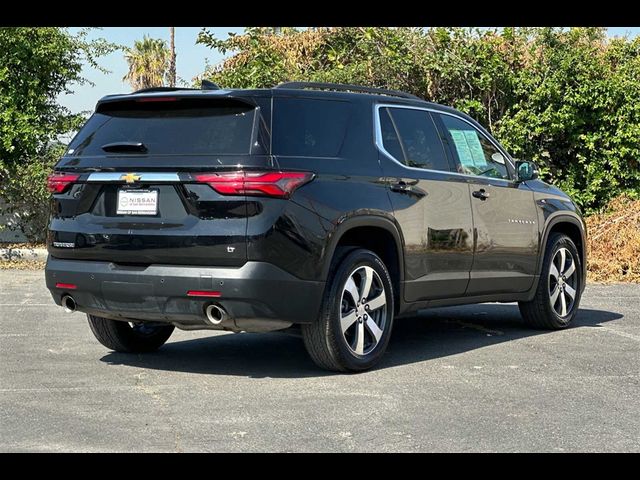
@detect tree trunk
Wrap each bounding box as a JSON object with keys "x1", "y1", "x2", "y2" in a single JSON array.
[{"x1": 168, "y1": 27, "x2": 176, "y2": 87}]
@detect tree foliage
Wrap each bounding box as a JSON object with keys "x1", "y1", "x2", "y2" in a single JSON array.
[
  {"x1": 0, "y1": 27, "x2": 117, "y2": 241},
  {"x1": 123, "y1": 35, "x2": 170, "y2": 91},
  {"x1": 198, "y1": 27, "x2": 640, "y2": 213}
]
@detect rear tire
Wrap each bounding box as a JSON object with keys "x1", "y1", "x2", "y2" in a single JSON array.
[
  {"x1": 302, "y1": 248, "x2": 395, "y2": 372},
  {"x1": 87, "y1": 315, "x2": 174, "y2": 353},
  {"x1": 519, "y1": 233, "x2": 583, "y2": 329}
]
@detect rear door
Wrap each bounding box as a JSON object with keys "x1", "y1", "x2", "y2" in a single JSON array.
[
  {"x1": 377, "y1": 105, "x2": 474, "y2": 301},
  {"x1": 433, "y1": 112, "x2": 539, "y2": 294},
  {"x1": 48, "y1": 94, "x2": 273, "y2": 266}
]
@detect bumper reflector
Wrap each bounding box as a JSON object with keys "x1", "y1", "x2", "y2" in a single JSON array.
[{"x1": 187, "y1": 290, "x2": 221, "y2": 298}]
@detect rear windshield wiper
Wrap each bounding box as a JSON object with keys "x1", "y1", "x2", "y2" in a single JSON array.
[{"x1": 101, "y1": 142, "x2": 148, "y2": 153}]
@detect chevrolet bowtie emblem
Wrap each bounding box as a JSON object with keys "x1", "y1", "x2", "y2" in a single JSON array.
[{"x1": 120, "y1": 173, "x2": 141, "y2": 184}]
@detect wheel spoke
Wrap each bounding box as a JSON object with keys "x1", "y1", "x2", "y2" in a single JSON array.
[
  {"x1": 549, "y1": 263, "x2": 560, "y2": 280},
  {"x1": 361, "y1": 267, "x2": 374, "y2": 301},
  {"x1": 367, "y1": 292, "x2": 386, "y2": 312},
  {"x1": 365, "y1": 319, "x2": 383, "y2": 344},
  {"x1": 344, "y1": 276, "x2": 360, "y2": 304},
  {"x1": 564, "y1": 261, "x2": 576, "y2": 279},
  {"x1": 559, "y1": 291, "x2": 568, "y2": 316},
  {"x1": 557, "y1": 248, "x2": 566, "y2": 274},
  {"x1": 341, "y1": 310, "x2": 358, "y2": 333},
  {"x1": 354, "y1": 321, "x2": 365, "y2": 355},
  {"x1": 550, "y1": 285, "x2": 561, "y2": 306},
  {"x1": 564, "y1": 284, "x2": 576, "y2": 300}
]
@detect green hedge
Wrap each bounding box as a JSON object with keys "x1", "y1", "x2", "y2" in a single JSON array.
[{"x1": 0, "y1": 27, "x2": 116, "y2": 242}]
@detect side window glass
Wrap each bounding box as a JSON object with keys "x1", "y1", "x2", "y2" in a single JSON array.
[
  {"x1": 379, "y1": 108, "x2": 405, "y2": 162},
  {"x1": 438, "y1": 114, "x2": 510, "y2": 180},
  {"x1": 272, "y1": 98, "x2": 352, "y2": 157},
  {"x1": 379, "y1": 107, "x2": 451, "y2": 172}
]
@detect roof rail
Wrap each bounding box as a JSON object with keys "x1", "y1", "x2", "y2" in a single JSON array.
[
  {"x1": 132, "y1": 86, "x2": 192, "y2": 94},
  {"x1": 275, "y1": 81, "x2": 423, "y2": 101}
]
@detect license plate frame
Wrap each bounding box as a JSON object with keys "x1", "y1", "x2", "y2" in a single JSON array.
[{"x1": 116, "y1": 188, "x2": 158, "y2": 216}]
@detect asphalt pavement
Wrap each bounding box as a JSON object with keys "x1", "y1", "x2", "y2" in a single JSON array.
[{"x1": 1, "y1": 269, "x2": 638, "y2": 452}]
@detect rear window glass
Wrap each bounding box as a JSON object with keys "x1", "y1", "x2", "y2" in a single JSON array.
[
  {"x1": 272, "y1": 97, "x2": 352, "y2": 157},
  {"x1": 67, "y1": 98, "x2": 256, "y2": 156}
]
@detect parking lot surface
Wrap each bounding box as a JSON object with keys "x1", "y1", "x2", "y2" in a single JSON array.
[{"x1": 1, "y1": 269, "x2": 638, "y2": 452}]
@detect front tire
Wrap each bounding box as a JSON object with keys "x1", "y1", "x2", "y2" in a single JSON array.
[
  {"x1": 87, "y1": 315, "x2": 174, "y2": 353},
  {"x1": 302, "y1": 248, "x2": 395, "y2": 372},
  {"x1": 519, "y1": 233, "x2": 583, "y2": 329}
]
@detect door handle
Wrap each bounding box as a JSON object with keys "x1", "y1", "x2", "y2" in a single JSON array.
[
  {"x1": 472, "y1": 188, "x2": 490, "y2": 200},
  {"x1": 391, "y1": 181, "x2": 411, "y2": 193}
]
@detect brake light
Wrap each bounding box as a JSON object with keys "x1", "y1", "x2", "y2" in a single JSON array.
[
  {"x1": 135, "y1": 97, "x2": 178, "y2": 103},
  {"x1": 47, "y1": 172, "x2": 80, "y2": 194},
  {"x1": 194, "y1": 171, "x2": 314, "y2": 198}
]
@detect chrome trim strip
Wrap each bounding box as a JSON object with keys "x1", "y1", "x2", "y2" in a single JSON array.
[
  {"x1": 373, "y1": 103, "x2": 515, "y2": 182},
  {"x1": 86, "y1": 172, "x2": 180, "y2": 182}
]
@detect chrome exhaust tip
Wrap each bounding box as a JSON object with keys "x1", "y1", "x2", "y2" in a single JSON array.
[
  {"x1": 61, "y1": 295, "x2": 77, "y2": 313},
  {"x1": 205, "y1": 303, "x2": 227, "y2": 325}
]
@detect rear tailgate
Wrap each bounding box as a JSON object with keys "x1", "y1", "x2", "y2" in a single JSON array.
[{"x1": 48, "y1": 93, "x2": 274, "y2": 266}]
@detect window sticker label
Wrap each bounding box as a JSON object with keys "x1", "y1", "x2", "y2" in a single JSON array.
[
  {"x1": 449, "y1": 129, "x2": 487, "y2": 169},
  {"x1": 449, "y1": 130, "x2": 475, "y2": 168},
  {"x1": 463, "y1": 130, "x2": 487, "y2": 168}
]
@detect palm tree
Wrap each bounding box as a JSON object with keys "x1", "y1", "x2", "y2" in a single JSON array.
[
  {"x1": 168, "y1": 27, "x2": 176, "y2": 87},
  {"x1": 123, "y1": 36, "x2": 169, "y2": 91}
]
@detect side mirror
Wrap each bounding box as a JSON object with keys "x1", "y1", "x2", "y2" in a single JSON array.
[{"x1": 516, "y1": 160, "x2": 539, "y2": 182}]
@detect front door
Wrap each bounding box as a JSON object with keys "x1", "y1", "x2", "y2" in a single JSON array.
[
  {"x1": 434, "y1": 112, "x2": 539, "y2": 295},
  {"x1": 377, "y1": 105, "x2": 474, "y2": 302}
]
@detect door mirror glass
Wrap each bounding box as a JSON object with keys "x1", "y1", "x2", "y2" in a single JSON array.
[{"x1": 516, "y1": 160, "x2": 539, "y2": 182}]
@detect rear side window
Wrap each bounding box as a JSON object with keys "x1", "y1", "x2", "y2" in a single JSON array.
[
  {"x1": 379, "y1": 107, "x2": 451, "y2": 172},
  {"x1": 67, "y1": 98, "x2": 256, "y2": 156},
  {"x1": 272, "y1": 98, "x2": 352, "y2": 157},
  {"x1": 379, "y1": 108, "x2": 405, "y2": 162}
]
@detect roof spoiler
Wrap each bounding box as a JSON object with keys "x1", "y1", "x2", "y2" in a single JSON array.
[
  {"x1": 130, "y1": 80, "x2": 221, "y2": 95},
  {"x1": 275, "y1": 81, "x2": 423, "y2": 101}
]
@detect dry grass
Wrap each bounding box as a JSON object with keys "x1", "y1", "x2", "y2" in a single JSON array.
[
  {"x1": 0, "y1": 242, "x2": 45, "y2": 249},
  {"x1": 0, "y1": 260, "x2": 45, "y2": 270},
  {"x1": 586, "y1": 195, "x2": 640, "y2": 283}
]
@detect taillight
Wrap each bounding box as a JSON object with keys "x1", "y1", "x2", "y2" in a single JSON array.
[
  {"x1": 47, "y1": 172, "x2": 80, "y2": 194},
  {"x1": 193, "y1": 171, "x2": 314, "y2": 198}
]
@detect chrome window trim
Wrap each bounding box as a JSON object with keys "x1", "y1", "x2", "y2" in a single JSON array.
[
  {"x1": 373, "y1": 103, "x2": 515, "y2": 183},
  {"x1": 86, "y1": 172, "x2": 181, "y2": 182}
]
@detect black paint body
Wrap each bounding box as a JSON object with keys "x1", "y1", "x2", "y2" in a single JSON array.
[{"x1": 45, "y1": 87, "x2": 587, "y2": 331}]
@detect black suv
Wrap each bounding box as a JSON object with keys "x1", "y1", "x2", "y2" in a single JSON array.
[{"x1": 45, "y1": 82, "x2": 586, "y2": 372}]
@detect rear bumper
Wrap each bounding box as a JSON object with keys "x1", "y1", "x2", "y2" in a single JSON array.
[{"x1": 45, "y1": 256, "x2": 325, "y2": 331}]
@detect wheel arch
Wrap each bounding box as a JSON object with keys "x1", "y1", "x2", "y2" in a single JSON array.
[
  {"x1": 538, "y1": 213, "x2": 587, "y2": 285},
  {"x1": 322, "y1": 215, "x2": 405, "y2": 313}
]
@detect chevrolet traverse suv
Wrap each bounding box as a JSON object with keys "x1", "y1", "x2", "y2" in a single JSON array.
[{"x1": 45, "y1": 82, "x2": 586, "y2": 372}]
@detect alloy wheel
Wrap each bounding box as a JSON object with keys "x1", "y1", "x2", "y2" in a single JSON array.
[
  {"x1": 339, "y1": 266, "x2": 388, "y2": 355},
  {"x1": 549, "y1": 247, "x2": 578, "y2": 317}
]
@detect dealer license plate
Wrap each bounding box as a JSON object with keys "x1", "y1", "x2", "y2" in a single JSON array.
[{"x1": 116, "y1": 189, "x2": 158, "y2": 215}]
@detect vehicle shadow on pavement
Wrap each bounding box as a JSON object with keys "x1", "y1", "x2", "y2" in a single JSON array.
[{"x1": 100, "y1": 304, "x2": 623, "y2": 378}]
